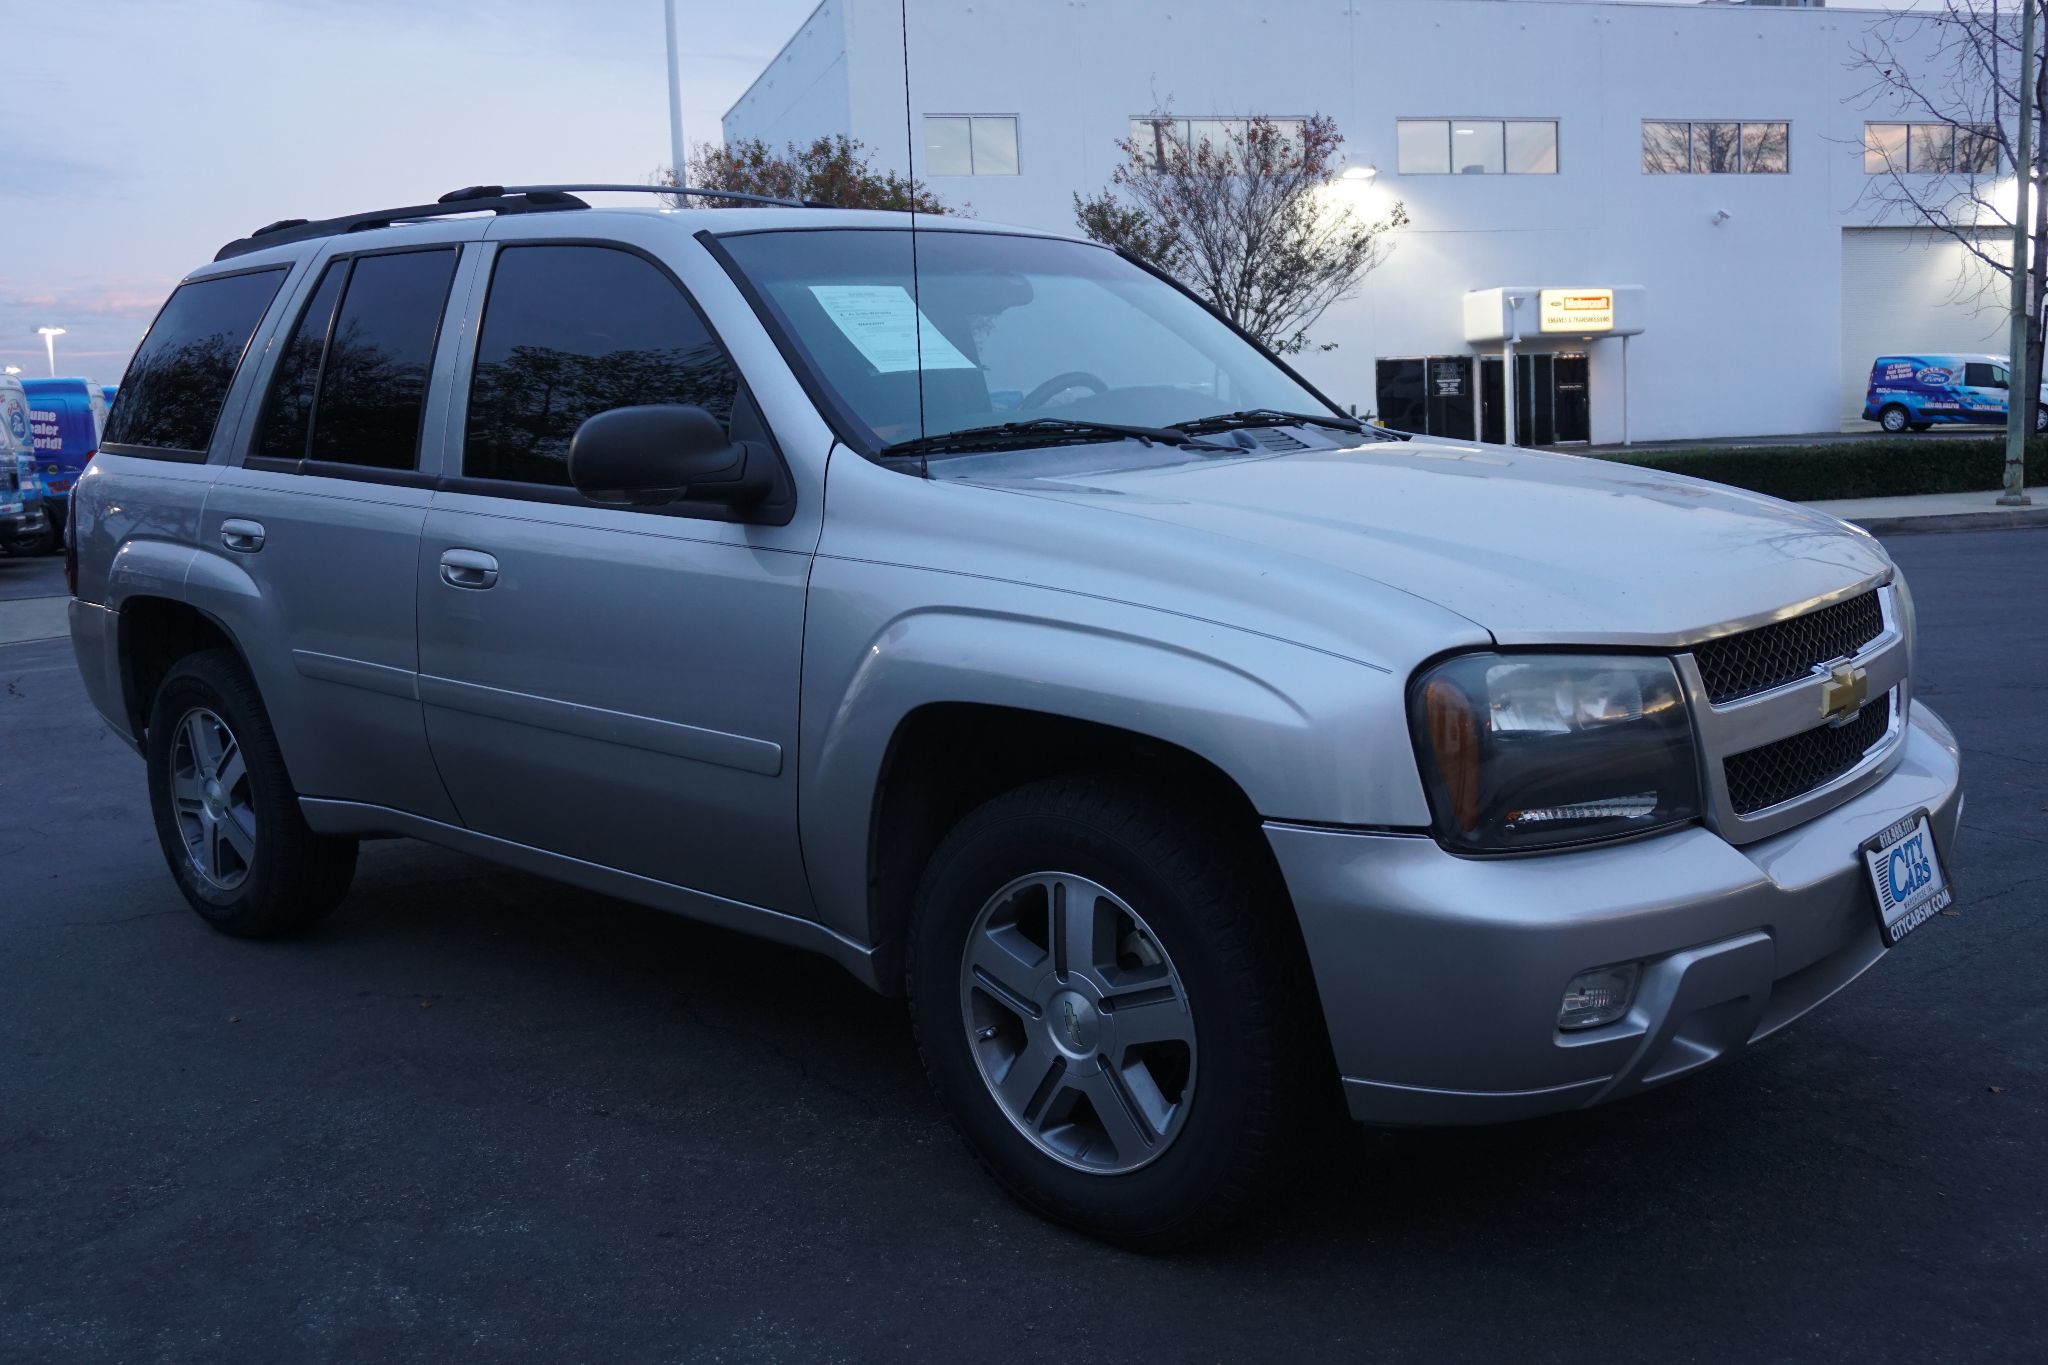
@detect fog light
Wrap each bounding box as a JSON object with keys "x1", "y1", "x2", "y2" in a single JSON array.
[{"x1": 1558, "y1": 963, "x2": 1640, "y2": 1031}]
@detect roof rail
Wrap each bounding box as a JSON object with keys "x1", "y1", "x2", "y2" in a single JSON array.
[
  {"x1": 212, "y1": 182, "x2": 819, "y2": 262},
  {"x1": 213, "y1": 190, "x2": 588, "y2": 262},
  {"x1": 464, "y1": 182, "x2": 816, "y2": 209}
]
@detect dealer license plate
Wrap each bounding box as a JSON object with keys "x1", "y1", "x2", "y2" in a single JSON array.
[{"x1": 1863, "y1": 811, "x2": 1951, "y2": 948}]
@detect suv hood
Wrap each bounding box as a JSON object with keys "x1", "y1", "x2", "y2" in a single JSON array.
[{"x1": 958, "y1": 438, "x2": 1891, "y2": 645}]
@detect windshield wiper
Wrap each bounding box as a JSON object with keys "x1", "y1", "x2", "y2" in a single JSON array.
[
  {"x1": 1167, "y1": 408, "x2": 1376, "y2": 438},
  {"x1": 877, "y1": 417, "x2": 1233, "y2": 461}
]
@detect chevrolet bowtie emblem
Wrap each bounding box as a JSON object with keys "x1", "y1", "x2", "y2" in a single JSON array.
[{"x1": 1818, "y1": 662, "x2": 1869, "y2": 722}]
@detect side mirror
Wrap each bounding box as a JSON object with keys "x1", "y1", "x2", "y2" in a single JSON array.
[{"x1": 567, "y1": 404, "x2": 772, "y2": 508}]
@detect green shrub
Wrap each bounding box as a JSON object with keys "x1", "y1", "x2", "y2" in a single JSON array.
[{"x1": 1590, "y1": 437, "x2": 2046, "y2": 503}]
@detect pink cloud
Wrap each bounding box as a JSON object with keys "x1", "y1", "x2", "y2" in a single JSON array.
[{"x1": 0, "y1": 277, "x2": 176, "y2": 321}]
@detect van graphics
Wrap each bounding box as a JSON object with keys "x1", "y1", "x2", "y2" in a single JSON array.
[{"x1": 30, "y1": 409, "x2": 61, "y2": 451}]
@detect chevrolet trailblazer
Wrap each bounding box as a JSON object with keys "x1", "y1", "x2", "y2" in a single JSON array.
[{"x1": 67, "y1": 187, "x2": 1962, "y2": 1249}]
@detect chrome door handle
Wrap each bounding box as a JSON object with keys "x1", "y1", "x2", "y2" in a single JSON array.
[
  {"x1": 439, "y1": 548, "x2": 500, "y2": 590},
  {"x1": 220, "y1": 518, "x2": 266, "y2": 553}
]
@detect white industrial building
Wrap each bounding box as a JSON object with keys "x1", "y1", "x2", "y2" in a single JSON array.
[{"x1": 723, "y1": 0, "x2": 2015, "y2": 446}]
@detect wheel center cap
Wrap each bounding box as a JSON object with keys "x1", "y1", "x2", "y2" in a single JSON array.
[
  {"x1": 204, "y1": 779, "x2": 225, "y2": 813},
  {"x1": 1047, "y1": 990, "x2": 1100, "y2": 1057}
]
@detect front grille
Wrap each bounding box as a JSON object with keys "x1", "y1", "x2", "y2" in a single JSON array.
[
  {"x1": 1724, "y1": 693, "x2": 1893, "y2": 816},
  {"x1": 1691, "y1": 591, "x2": 1885, "y2": 705}
]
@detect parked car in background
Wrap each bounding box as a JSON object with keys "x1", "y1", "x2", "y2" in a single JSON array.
[
  {"x1": 1, "y1": 374, "x2": 51, "y2": 555},
  {"x1": 100, "y1": 384, "x2": 119, "y2": 413},
  {"x1": 70, "y1": 190, "x2": 1963, "y2": 1249},
  {"x1": 1863, "y1": 353, "x2": 2048, "y2": 434},
  {"x1": 21, "y1": 376, "x2": 107, "y2": 544}
]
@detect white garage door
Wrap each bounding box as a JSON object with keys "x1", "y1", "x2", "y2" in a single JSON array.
[{"x1": 1839, "y1": 227, "x2": 2010, "y2": 428}]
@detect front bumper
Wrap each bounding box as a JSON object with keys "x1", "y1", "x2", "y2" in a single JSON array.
[
  {"x1": 1, "y1": 505, "x2": 48, "y2": 548},
  {"x1": 1269, "y1": 705, "x2": 1963, "y2": 1125}
]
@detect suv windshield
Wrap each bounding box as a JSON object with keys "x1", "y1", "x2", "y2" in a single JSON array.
[{"x1": 716, "y1": 228, "x2": 1340, "y2": 453}]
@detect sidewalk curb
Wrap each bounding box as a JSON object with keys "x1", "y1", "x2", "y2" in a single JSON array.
[{"x1": 1839, "y1": 506, "x2": 2048, "y2": 535}]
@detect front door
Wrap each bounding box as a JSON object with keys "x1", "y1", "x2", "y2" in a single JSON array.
[{"x1": 415, "y1": 238, "x2": 814, "y2": 916}]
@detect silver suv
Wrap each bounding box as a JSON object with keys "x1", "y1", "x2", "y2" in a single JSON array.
[{"x1": 68, "y1": 187, "x2": 1963, "y2": 1248}]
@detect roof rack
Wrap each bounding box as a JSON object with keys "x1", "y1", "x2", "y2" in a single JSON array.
[
  {"x1": 466, "y1": 183, "x2": 813, "y2": 209},
  {"x1": 213, "y1": 182, "x2": 812, "y2": 262}
]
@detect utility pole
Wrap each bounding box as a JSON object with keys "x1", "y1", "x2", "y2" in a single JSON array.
[
  {"x1": 2003, "y1": 0, "x2": 2037, "y2": 506},
  {"x1": 664, "y1": 0, "x2": 687, "y2": 185}
]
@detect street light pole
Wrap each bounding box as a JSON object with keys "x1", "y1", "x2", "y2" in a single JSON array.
[
  {"x1": 664, "y1": 0, "x2": 686, "y2": 184},
  {"x1": 36, "y1": 326, "x2": 65, "y2": 378},
  {"x1": 2003, "y1": 0, "x2": 2037, "y2": 506}
]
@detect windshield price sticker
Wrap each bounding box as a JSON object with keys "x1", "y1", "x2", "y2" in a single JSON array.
[
  {"x1": 1862, "y1": 811, "x2": 1951, "y2": 948},
  {"x1": 808, "y1": 285, "x2": 977, "y2": 374}
]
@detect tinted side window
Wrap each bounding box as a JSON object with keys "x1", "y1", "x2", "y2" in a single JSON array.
[
  {"x1": 465, "y1": 245, "x2": 739, "y2": 487},
  {"x1": 252, "y1": 261, "x2": 347, "y2": 459},
  {"x1": 308, "y1": 249, "x2": 459, "y2": 469},
  {"x1": 103, "y1": 268, "x2": 288, "y2": 455},
  {"x1": 1964, "y1": 361, "x2": 2007, "y2": 389}
]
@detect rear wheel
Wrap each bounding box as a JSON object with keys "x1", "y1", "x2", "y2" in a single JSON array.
[
  {"x1": 1879, "y1": 404, "x2": 1911, "y2": 434},
  {"x1": 908, "y1": 776, "x2": 1329, "y2": 1250},
  {"x1": 145, "y1": 648, "x2": 357, "y2": 937}
]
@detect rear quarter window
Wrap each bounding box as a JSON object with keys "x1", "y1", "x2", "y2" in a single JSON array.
[{"x1": 103, "y1": 267, "x2": 289, "y2": 457}]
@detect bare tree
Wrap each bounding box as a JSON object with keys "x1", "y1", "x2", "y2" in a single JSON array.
[
  {"x1": 1850, "y1": 3, "x2": 2046, "y2": 421},
  {"x1": 1073, "y1": 112, "x2": 1407, "y2": 355},
  {"x1": 659, "y1": 135, "x2": 953, "y2": 213}
]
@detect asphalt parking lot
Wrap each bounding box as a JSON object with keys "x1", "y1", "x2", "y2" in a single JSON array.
[{"x1": 1, "y1": 531, "x2": 2042, "y2": 1364}]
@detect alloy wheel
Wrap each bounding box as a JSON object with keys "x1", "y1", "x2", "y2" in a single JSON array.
[
  {"x1": 958, "y1": 871, "x2": 1197, "y2": 1174},
  {"x1": 168, "y1": 707, "x2": 256, "y2": 891}
]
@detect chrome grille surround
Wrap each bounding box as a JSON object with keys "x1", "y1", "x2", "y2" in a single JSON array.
[
  {"x1": 1692, "y1": 589, "x2": 1885, "y2": 704},
  {"x1": 1677, "y1": 581, "x2": 1911, "y2": 844}
]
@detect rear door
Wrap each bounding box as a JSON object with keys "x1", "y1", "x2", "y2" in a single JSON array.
[
  {"x1": 198, "y1": 226, "x2": 482, "y2": 822},
  {"x1": 414, "y1": 223, "x2": 815, "y2": 915}
]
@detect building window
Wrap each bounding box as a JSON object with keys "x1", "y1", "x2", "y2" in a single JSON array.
[
  {"x1": 1128, "y1": 116, "x2": 1308, "y2": 172},
  {"x1": 1864, "y1": 122, "x2": 1999, "y2": 175},
  {"x1": 1395, "y1": 120, "x2": 1558, "y2": 175},
  {"x1": 924, "y1": 115, "x2": 1019, "y2": 176},
  {"x1": 1642, "y1": 121, "x2": 1790, "y2": 174}
]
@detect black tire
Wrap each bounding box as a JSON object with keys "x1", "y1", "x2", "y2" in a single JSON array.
[
  {"x1": 40, "y1": 504, "x2": 64, "y2": 555},
  {"x1": 908, "y1": 776, "x2": 1331, "y2": 1251},
  {"x1": 145, "y1": 648, "x2": 357, "y2": 937},
  {"x1": 1879, "y1": 405, "x2": 1911, "y2": 434}
]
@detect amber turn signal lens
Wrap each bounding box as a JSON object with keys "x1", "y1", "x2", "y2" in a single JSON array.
[{"x1": 1423, "y1": 677, "x2": 1481, "y2": 835}]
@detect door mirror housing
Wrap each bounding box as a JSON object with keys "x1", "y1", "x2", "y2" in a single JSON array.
[{"x1": 567, "y1": 404, "x2": 772, "y2": 508}]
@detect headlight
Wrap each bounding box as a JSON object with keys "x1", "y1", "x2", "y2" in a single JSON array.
[{"x1": 1409, "y1": 653, "x2": 1701, "y2": 853}]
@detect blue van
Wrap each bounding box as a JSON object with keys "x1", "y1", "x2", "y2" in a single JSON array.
[
  {"x1": 100, "y1": 384, "x2": 118, "y2": 410},
  {"x1": 1863, "y1": 353, "x2": 2048, "y2": 434},
  {"x1": 19, "y1": 376, "x2": 107, "y2": 538}
]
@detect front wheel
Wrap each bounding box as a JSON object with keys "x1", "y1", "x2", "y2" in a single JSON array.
[
  {"x1": 145, "y1": 648, "x2": 357, "y2": 937},
  {"x1": 908, "y1": 777, "x2": 1329, "y2": 1250},
  {"x1": 1879, "y1": 404, "x2": 1911, "y2": 434}
]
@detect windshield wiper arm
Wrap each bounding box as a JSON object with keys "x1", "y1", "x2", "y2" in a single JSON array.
[
  {"x1": 877, "y1": 417, "x2": 1232, "y2": 460},
  {"x1": 1167, "y1": 408, "x2": 1372, "y2": 437}
]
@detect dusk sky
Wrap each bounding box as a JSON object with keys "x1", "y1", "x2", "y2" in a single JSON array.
[
  {"x1": 0, "y1": 0, "x2": 1908, "y2": 381},
  {"x1": 0, "y1": 0, "x2": 820, "y2": 378}
]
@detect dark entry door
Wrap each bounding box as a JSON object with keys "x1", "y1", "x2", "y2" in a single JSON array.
[
  {"x1": 1480, "y1": 354, "x2": 1573, "y2": 446},
  {"x1": 1553, "y1": 353, "x2": 1590, "y2": 443}
]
